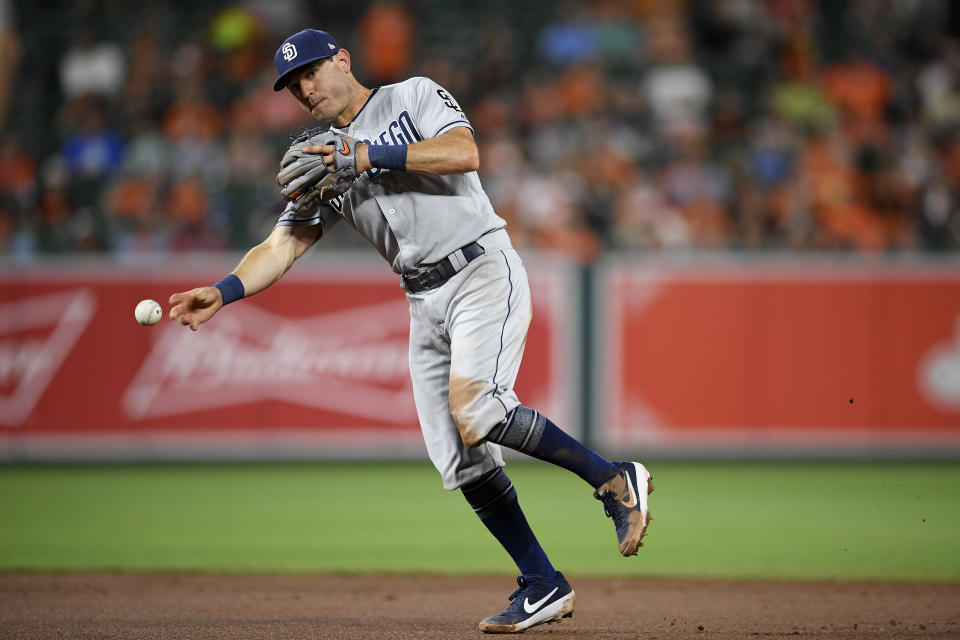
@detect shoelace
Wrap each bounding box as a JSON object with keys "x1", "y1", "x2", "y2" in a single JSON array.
[
  {"x1": 598, "y1": 492, "x2": 627, "y2": 529},
  {"x1": 507, "y1": 575, "x2": 529, "y2": 602},
  {"x1": 595, "y1": 471, "x2": 629, "y2": 529}
]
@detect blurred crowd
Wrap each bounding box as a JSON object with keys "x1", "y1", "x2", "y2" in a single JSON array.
[{"x1": 2, "y1": 0, "x2": 960, "y2": 262}]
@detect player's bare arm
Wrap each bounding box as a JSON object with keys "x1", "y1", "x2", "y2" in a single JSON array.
[
  {"x1": 232, "y1": 222, "x2": 322, "y2": 293},
  {"x1": 168, "y1": 224, "x2": 322, "y2": 331},
  {"x1": 305, "y1": 126, "x2": 478, "y2": 176}
]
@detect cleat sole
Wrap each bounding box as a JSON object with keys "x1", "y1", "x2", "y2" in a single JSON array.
[{"x1": 620, "y1": 463, "x2": 653, "y2": 556}]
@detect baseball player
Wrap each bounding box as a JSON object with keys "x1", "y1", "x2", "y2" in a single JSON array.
[{"x1": 168, "y1": 28, "x2": 653, "y2": 634}]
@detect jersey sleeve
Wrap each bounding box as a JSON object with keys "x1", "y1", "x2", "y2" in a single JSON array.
[
  {"x1": 405, "y1": 77, "x2": 473, "y2": 139},
  {"x1": 275, "y1": 200, "x2": 341, "y2": 235}
]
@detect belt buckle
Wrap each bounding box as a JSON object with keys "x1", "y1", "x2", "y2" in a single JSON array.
[
  {"x1": 418, "y1": 266, "x2": 443, "y2": 290},
  {"x1": 402, "y1": 265, "x2": 441, "y2": 292}
]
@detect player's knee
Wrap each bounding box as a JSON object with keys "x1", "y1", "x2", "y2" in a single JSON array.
[
  {"x1": 451, "y1": 408, "x2": 487, "y2": 449},
  {"x1": 485, "y1": 405, "x2": 545, "y2": 453},
  {"x1": 449, "y1": 376, "x2": 492, "y2": 449}
]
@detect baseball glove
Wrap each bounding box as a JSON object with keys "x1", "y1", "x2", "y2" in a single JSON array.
[{"x1": 277, "y1": 127, "x2": 360, "y2": 212}]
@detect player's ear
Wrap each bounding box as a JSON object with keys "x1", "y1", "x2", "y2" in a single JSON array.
[{"x1": 334, "y1": 48, "x2": 351, "y2": 73}]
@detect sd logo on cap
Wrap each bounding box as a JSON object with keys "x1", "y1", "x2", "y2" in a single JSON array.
[{"x1": 273, "y1": 29, "x2": 339, "y2": 91}]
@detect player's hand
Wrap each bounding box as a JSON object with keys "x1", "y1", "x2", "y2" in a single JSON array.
[
  {"x1": 303, "y1": 140, "x2": 371, "y2": 174},
  {"x1": 279, "y1": 130, "x2": 362, "y2": 208},
  {"x1": 168, "y1": 287, "x2": 223, "y2": 331},
  {"x1": 301, "y1": 143, "x2": 335, "y2": 171}
]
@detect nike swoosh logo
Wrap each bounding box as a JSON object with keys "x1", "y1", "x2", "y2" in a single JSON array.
[
  {"x1": 523, "y1": 587, "x2": 558, "y2": 614},
  {"x1": 622, "y1": 471, "x2": 637, "y2": 508},
  {"x1": 338, "y1": 138, "x2": 350, "y2": 156}
]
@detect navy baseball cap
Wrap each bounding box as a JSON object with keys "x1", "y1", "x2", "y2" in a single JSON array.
[{"x1": 273, "y1": 29, "x2": 340, "y2": 91}]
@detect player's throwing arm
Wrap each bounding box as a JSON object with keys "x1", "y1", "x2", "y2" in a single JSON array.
[{"x1": 167, "y1": 224, "x2": 321, "y2": 331}]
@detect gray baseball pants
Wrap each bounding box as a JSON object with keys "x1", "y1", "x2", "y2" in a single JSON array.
[{"x1": 406, "y1": 229, "x2": 530, "y2": 489}]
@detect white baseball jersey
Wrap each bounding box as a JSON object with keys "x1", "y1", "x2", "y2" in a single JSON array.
[
  {"x1": 278, "y1": 77, "x2": 529, "y2": 490},
  {"x1": 277, "y1": 76, "x2": 507, "y2": 275}
]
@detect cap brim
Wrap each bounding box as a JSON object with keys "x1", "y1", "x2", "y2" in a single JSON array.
[{"x1": 272, "y1": 54, "x2": 333, "y2": 91}]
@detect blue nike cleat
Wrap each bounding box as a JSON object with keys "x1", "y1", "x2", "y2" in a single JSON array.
[
  {"x1": 594, "y1": 461, "x2": 654, "y2": 556},
  {"x1": 478, "y1": 572, "x2": 575, "y2": 634}
]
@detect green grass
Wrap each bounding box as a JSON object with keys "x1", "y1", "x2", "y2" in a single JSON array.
[{"x1": 0, "y1": 461, "x2": 958, "y2": 581}]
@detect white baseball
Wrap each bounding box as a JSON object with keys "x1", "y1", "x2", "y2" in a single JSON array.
[{"x1": 135, "y1": 299, "x2": 163, "y2": 326}]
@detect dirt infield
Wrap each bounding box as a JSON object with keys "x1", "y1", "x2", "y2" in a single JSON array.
[{"x1": 1, "y1": 574, "x2": 958, "y2": 639}]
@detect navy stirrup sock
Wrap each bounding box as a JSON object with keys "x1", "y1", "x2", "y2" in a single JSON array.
[
  {"x1": 461, "y1": 468, "x2": 555, "y2": 579},
  {"x1": 486, "y1": 405, "x2": 619, "y2": 489}
]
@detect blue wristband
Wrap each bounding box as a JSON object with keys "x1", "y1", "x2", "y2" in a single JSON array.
[
  {"x1": 213, "y1": 274, "x2": 245, "y2": 305},
  {"x1": 367, "y1": 144, "x2": 407, "y2": 171}
]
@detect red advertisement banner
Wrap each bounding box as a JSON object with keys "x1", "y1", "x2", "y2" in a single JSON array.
[
  {"x1": 0, "y1": 257, "x2": 576, "y2": 460},
  {"x1": 599, "y1": 262, "x2": 960, "y2": 453}
]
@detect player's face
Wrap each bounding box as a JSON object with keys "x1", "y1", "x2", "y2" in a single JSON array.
[{"x1": 286, "y1": 57, "x2": 350, "y2": 124}]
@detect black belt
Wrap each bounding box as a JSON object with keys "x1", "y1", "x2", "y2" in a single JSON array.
[{"x1": 401, "y1": 242, "x2": 485, "y2": 293}]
